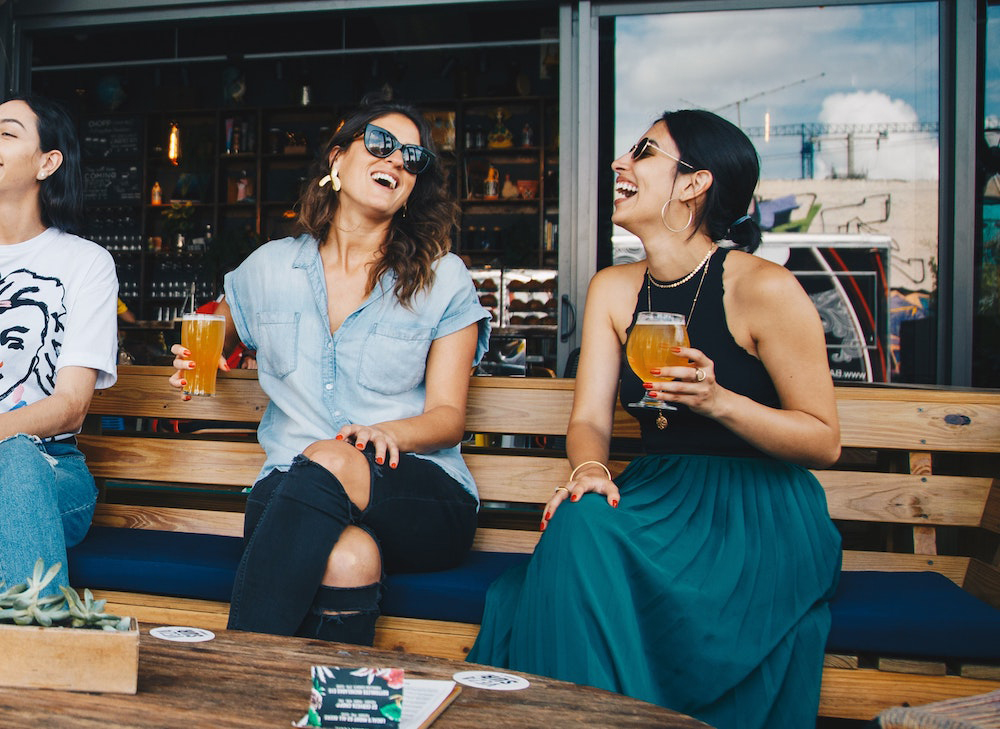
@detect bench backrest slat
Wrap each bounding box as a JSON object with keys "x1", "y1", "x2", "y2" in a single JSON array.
[
  {"x1": 91, "y1": 368, "x2": 1000, "y2": 454},
  {"x1": 92, "y1": 504, "x2": 243, "y2": 537},
  {"x1": 78, "y1": 435, "x2": 264, "y2": 488}
]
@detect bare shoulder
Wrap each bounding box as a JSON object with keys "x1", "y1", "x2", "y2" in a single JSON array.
[
  {"x1": 587, "y1": 262, "x2": 644, "y2": 311},
  {"x1": 590, "y1": 260, "x2": 644, "y2": 292},
  {"x1": 587, "y1": 262, "x2": 644, "y2": 341},
  {"x1": 722, "y1": 249, "x2": 808, "y2": 307}
]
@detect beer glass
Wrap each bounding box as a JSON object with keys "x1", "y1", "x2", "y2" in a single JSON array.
[
  {"x1": 625, "y1": 311, "x2": 689, "y2": 410},
  {"x1": 181, "y1": 313, "x2": 226, "y2": 396}
]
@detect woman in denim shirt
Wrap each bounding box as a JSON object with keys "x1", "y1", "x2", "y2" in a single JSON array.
[{"x1": 171, "y1": 97, "x2": 490, "y2": 644}]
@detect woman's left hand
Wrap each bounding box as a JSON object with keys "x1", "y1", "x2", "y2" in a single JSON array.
[
  {"x1": 646, "y1": 346, "x2": 720, "y2": 415},
  {"x1": 335, "y1": 424, "x2": 400, "y2": 469}
]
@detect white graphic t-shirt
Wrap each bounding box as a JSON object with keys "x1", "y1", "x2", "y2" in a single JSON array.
[{"x1": 0, "y1": 228, "x2": 118, "y2": 434}]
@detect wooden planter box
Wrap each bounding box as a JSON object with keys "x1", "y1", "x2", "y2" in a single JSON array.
[{"x1": 0, "y1": 618, "x2": 139, "y2": 694}]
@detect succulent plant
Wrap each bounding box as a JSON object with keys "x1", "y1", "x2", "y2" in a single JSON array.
[{"x1": 0, "y1": 558, "x2": 130, "y2": 631}]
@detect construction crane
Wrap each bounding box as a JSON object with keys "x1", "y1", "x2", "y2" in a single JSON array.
[
  {"x1": 712, "y1": 72, "x2": 827, "y2": 127},
  {"x1": 741, "y1": 121, "x2": 940, "y2": 178}
]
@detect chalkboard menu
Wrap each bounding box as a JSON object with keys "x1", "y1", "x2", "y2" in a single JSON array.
[
  {"x1": 83, "y1": 163, "x2": 142, "y2": 203},
  {"x1": 81, "y1": 116, "x2": 142, "y2": 158},
  {"x1": 81, "y1": 116, "x2": 142, "y2": 203}
]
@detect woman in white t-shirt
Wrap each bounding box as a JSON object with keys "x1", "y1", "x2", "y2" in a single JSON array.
[{"x1": 0, "y1": 94, "x2": 118, "y2": 596}]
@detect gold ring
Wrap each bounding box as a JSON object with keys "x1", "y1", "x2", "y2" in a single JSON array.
[
  {"x1": 695, "y1": 368, "x2": 706, "y2": 382},
  {"x1": 554, "y1": 486, "x2": 570, "y2": 495}
]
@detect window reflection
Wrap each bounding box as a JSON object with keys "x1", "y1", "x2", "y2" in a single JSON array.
[
  {"x1": 613, "y1": 3, "x2": 939, "y2": 384},
  {"x1": 976, "y1": 3, "x2": 1000, "y2": 387}
]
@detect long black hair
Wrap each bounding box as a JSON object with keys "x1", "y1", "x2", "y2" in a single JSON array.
[
  {"x1": 5, "y1": 94, "x2": 83, "y2": 234},
  {"x1": 662, "y1": 109, "x2": 762, "y2": 253}
]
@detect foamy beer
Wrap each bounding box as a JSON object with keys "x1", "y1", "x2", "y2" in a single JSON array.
[
  {"x1": 181, "y1": 314, "x2": 226, "y2": 396},
  {"x1": 625, "y1": 311, "x2": 689, "y2": 410}
]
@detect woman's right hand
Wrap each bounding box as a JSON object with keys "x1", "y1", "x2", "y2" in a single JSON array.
[
  {"x1": 169, "y1": 344, "x2": 229, "y2": 400},
  {"x1": 539, "y1": 463, "x2": 619, "y2": 532}
]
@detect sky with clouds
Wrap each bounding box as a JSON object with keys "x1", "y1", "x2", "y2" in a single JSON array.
[{"x1": 615, "y1": 2, "x2": 941, "y2": 181}]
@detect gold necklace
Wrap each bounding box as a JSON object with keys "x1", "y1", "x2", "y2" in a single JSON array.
[
  {"x1": 646, "y1": 245, "x2": 716, "y2": 326},
  {"x1": 645, "y1": 248, "x2": 714, "y2": 431},
  {"x1": 646, "y1": 244, "x2": 716, "y2": 289}
]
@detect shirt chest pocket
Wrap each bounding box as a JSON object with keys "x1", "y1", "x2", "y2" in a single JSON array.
[
  {"x1": 255, "y1": 312, "x2": 300, "y2": 378},
  {"x1": 358, "y1": 323, "x2": 435, "y2": 395}
]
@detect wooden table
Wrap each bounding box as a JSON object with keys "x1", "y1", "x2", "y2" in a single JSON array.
[{"x1": 0, "y1": 625, "x2": 710, "y2": 728}]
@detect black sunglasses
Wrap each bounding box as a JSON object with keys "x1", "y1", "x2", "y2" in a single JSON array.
[
  {"x1": 630, "y1": 137, "x2": 694, "y2": 171},
  {"x1": 360, "y1": 123, "x2": 435, "y2": 174}
]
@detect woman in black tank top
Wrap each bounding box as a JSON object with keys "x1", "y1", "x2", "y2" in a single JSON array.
[{"x1": 468, "y1": 110, "x2": 841, "y2": 729}]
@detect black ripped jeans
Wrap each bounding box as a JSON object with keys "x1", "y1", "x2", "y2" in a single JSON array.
[{"x1": 227, "y1": 448, "x2": 478, "y2": 639}]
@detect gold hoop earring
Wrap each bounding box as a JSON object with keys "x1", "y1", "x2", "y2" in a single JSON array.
[{"x1": 661, "y1": 198, "x2": 692, "y2": 234}]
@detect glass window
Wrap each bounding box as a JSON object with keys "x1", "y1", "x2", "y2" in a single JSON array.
[
  {"x1": 611, "y1": 3, "x2": 940, "y2": 384},
  {"x1": 977, "y1": 2, "x2": 1000, "y2": 387}
]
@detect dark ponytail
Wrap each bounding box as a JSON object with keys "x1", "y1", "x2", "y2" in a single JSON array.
[{"x1": 661, "y1": 109, "x2": 762, "y2": 253}]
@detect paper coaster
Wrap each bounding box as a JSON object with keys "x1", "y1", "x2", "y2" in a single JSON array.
[
  {"x1": 452, "y1": 670, "x2": 530, "y2": 691},
  {"x1": 148, "y1": 626, "x2": 216, "y2": 642}
]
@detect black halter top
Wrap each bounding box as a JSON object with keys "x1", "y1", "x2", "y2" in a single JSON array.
[{"x1": 619, "y1": 247, "x2": 780, "y2": 457}]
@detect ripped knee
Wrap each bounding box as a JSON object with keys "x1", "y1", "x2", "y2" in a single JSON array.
[{"x1": 301, "y1": 439, "x2": 366, "y2": 476}]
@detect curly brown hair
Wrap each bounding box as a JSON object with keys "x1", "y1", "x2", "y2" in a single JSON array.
[{"x1": 296, "y1": 96, "x2": 458, "y2": 307}]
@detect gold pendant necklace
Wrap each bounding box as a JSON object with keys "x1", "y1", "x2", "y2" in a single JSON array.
[
  {"x1": 646, "y1": 244, "x2": 716, "y2": 326},
  {"x1": 645, "y1": 245, "x2": 717, "y2": 430}
]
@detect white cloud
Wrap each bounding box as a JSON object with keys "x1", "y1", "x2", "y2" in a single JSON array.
[
  {"x1": 615, "y1": 3, "x2": 938, "y2": 179},
  {"x1": 813, "y1": 91, "x2": 938, "y2": 180}
]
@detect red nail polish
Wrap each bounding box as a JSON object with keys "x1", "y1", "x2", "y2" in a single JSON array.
[
  {"x1": 335, "y1": 434, "x2": 343, "y2": 440},
  {"x1": 182, "y1": 395, "x2": 191, "y2": 401},
  {"x1": 570, "y1": 494, "x2": 579, "y2": 502},
  {"x1": 187, "y1": 362, "x2": 196, "y2": 369},
  {"x1": 670, "y1": 347, "x2": 681, "y2": 353},
  {"x1": 183, "y1": 349, "x2": 191, "y2": 357},
  {"x1": 180, "y1": 380, "x2": 187, "y2": 386},
  {"x1": 390, "y1": 462, "x2": 398, "y2": 469},
  {"x1": 612, "y1": 499, "x2": 619, "y2": 508},
  {"x1": 544, "y1": 511, "x2": 550, "y2": 521},
  {"x1": 642, "y1": 383, "x2": 653, "y2": 389},
  {"x1": 539, "y1": 521, "x2": 546, "y2": 531},
  {"x1": 356, "y1": 443, "x2": 364, "y2": 450},
  {"x1": 649, "y1": 369, "x2": 660, "y2": 375},
  {"x1": 375, "y1": 457, "x2": 384, "y2": 465}
]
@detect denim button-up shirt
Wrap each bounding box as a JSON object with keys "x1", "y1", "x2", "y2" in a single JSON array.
[{"x1": 225, "y1": 235, "x2": 491, "y2": 498}]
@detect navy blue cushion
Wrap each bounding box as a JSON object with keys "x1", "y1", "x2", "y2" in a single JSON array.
[
  {"x1": 828, "y1": 571, "x2": 1000, "y2": 661},
  {"x1": 382, "y1": 552, "x2": 530, "y2": 624},
  {"x1": 70, "y1": 528, "x2": 1000, "y2": 661},
  {"x1": 67, "y1": 526, "x2": 241, "y2": 602},
  {"x1": 67, "y1": 527, "x2": 527, "y2": 624}
]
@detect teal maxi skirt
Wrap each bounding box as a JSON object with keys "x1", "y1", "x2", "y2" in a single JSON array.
[{"x1": 467, "y1": 454, "x2": 842, "y2": 729}]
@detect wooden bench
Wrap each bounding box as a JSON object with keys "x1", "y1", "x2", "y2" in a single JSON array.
[{"x1": 75, "y1": 366, "x2": 1000, "y2": 721}]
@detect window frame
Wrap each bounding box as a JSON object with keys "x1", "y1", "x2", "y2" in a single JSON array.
[{"x1": 566, "y1": 0, "x2": 978, "y2": 385}]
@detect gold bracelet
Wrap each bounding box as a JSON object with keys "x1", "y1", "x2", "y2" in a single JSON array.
[{"x1": 569, "y1": 460, "x2": 612, "y2": 482}]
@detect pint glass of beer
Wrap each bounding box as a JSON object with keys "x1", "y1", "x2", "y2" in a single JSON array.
[
  {"x1": 625, "y1": 311, "x2": 689, "y2": 410},
  {"x1": 181, "y1": 313, "x2": 226, "y2": 396}
]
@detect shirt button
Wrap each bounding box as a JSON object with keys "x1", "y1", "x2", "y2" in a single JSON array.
[{"x1": 325, "y1": 383, "x2": 333, "y2": 390}]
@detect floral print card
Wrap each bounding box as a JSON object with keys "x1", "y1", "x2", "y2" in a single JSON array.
[{"x1": 294, "y1": 666, "x2": 404, "y2": 728}]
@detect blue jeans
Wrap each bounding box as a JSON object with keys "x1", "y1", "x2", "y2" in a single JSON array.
[{"x1": 0, "y1": 434, "x2": 97, "y2": 596}]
